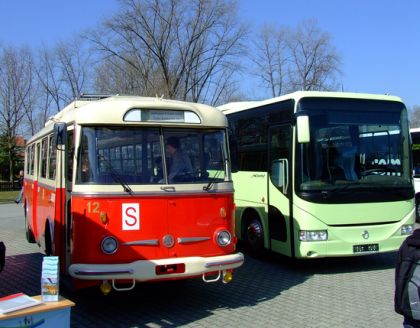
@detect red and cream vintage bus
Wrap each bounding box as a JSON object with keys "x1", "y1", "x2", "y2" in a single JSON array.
[{"x1": 23, "y1": 94, "x2": 244, "y2": 293}]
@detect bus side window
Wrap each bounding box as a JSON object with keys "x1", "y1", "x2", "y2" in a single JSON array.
[
  {"x1": 48, "y1": 135, "x2": 56, "y2": 180},
  {"x1": 67, "y1": 131, "x2": 74, "y2": 184}
]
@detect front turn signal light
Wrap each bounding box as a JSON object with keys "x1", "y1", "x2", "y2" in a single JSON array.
[
  {"x1": 100, "y1": 280, "x2": 112, "y2": 295},
  {"x1": 223, "y1": 270, "x2": 233, "y2": 284}
]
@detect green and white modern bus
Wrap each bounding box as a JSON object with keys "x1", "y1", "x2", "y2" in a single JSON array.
[{"x1": 219, "y1": 91, "x2": 415, "y2": 258}]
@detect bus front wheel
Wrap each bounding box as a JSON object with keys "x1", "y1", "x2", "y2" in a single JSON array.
[
  {"x1": 246, "y1": 218, "x2": 265, "y2": 256},
  {"x1": 416, "y1": 202, "x2": 420, "y2": 223}
]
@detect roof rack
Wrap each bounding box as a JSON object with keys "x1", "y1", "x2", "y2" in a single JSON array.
[{"x1": 77, "y1": 93, "x2": 118, "y2": 101}]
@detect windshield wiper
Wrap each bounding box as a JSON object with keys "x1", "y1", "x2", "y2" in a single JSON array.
[
  {"x1": 99, "y1": 155, "x2": 134, "y2": 195},
  {"x1": 203, "y1": 159, "x2": 227, "y2": 191},
  {"x1": 203, "y1": 170, "x2": 221, "y2": 191}
]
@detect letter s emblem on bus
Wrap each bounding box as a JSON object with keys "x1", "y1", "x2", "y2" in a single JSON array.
[{"x1": 122, "y1": 203, "x2": 140, "y2": 230}]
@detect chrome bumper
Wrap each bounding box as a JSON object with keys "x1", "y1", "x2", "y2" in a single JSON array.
[{"x1": 69, "y1": 252, "x2": 244, "y2": 281}]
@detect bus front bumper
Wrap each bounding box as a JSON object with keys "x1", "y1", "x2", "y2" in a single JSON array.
[{"x1": 68, "y1": 252, "x2": 244, "y2": 282}]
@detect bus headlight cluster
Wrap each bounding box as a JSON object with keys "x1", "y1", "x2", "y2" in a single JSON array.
[
  {"x1": 299, "y1": 230, "x2": 328, "y2": 241},
  {"x1": 101, "y1": 236, "x2": 119, "y2": 254},
  {"x1": 401, "y1": 224, "x2": 414, "y2": 235},
  {"x1": 216, "y1": 230, "x2": 232, "y2": 247}
]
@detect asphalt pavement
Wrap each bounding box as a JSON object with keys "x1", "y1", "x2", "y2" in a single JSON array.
[{"x1": 0, "y1": 203, "x2": 404, "y2": 327}]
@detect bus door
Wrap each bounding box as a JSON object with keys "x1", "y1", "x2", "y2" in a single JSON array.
[
  {"x1": 63, "y1": 129, "x2": 74, "y2": 271},
  {"x1": 33, "y1": 143, "x2": 41, "y2": 240},
  {"x1": 52, "y1": 123, "x2": 69, "y2": 269},
  {"x1": 268, "y1": 124, "x2": 292, "y2": 256}
]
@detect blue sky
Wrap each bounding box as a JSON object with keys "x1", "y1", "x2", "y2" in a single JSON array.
[{"x1": 0, "y1": 0, "x2": 419, "y2": 108}]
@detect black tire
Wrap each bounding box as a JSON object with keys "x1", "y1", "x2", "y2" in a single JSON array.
[
  {"x1": 44, "y1": 224, "x2": 53, "y2": 256},
  {"x1": 416, "y1": 202, "x2": 420, "y2": 223},
  {"x1": 24, "y1": 206, "x2": 36, "y2": 243},
  {"x1": 245, "y1": 218, "x2": 265, "y2": 256}
]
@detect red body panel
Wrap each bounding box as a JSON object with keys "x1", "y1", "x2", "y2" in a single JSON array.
[
  {"x1": 24, "y1": 181, "x2": 66, "y2": 268},
  {"x1": 23, "y1": 179, "x2": 39, "y2": 239},
  {"x1": 70, "y1": 193, "x2": 236, "y2": 265}
]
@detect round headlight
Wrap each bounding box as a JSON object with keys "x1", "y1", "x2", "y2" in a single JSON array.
[
  {"x1": 101, "y1": 236, "x2": 118, "y2": 254},
  {"x1": 216, "y1": 230, "x2": 232, "y2": 247}
]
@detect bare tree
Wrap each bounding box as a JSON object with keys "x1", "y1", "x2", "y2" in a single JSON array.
[
  {"x1": 87, "y1": 0, "x2": 247, "y2": 105},
  {"x1": 287, "y1": 19, "x2": 341, "y2": 92},
  {"x1": 0, "y1": 46, "x2": 33, "y2": 181},
  {"x1": 94, "y1": 56, "x2": 152, "y2": 95},
  {"x1": 410, "y1": 105, "x2": 420, "y2": 128},
  {"x1": 25, "y1": 46, "x2": 60, "y2": 135},
  {"x1": 55, "y1": 37, "x2": 93, "y2": 101},
  {"x1": 28, "y1": 37, "x2": 94, "y2": 136},
  {"x1": 252, "y1": 25, "x2": 290, "y2": 97},
  {"x1": 252, "y1": 19, "x2": 341, "y2": 96}
]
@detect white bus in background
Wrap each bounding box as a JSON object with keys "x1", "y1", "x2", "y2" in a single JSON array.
[{"x1": 410, "y1": 128, "x2": 420, "y2": 221}]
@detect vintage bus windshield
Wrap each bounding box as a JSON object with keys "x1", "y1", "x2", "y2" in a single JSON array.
[
  {"x1": 296, "y1": 98, "x2": 412, "y2": 197},
  {"x1": 77, "y1": 126, "x2": 229, "y2": 185}
]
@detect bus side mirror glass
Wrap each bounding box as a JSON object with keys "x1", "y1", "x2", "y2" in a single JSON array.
[
  {"x1": 271, "y1": 159, "x2": 288, "y2": 194},
  {"x1": 54, "y1": 122, "x2": 67, "y2": 147},
  {"x1": 271, "y1": 160, "x2": 283, "y2": 188},
  {"x1": 297, "y1": 115, "x2": 310, "y2": 143}
]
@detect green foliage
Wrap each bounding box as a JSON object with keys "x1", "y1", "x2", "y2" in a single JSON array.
[
  {"x1": 0, "y1": 191, "x2": 19, "y2": 203},
  {"x1": 0, "y1": 134, "x2": 23, "y2": 181}
]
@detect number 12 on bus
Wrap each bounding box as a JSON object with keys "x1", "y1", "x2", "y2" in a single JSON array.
[
  {"x1": 23, "y1": 95, "x2": 244, "y2": 293},
  {"x1": 219, "y1": 91, "x2": 415, "y2": 258}
]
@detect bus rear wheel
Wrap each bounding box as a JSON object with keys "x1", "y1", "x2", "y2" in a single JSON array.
[
  {"x1": 24, "y1": 207, "x2": 35, "y2": 243},
  {"x1": 44, "y1": 224, "x2": 53, "y2": 256},
  {"x1": 246, "y1": 218, "x2": 265, "y2": 256}
]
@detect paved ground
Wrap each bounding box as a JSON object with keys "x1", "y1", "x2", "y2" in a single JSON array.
[{"x1": 0, "y1": 203, "x2": 404, "y2": 327}]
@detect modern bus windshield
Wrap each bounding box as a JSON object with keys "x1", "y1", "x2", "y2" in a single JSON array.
[{"x1": 296, "y1": 98, "x2": 412, "y2": 203}]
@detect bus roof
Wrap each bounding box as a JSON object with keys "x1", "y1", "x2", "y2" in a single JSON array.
[
  {"x1": 29, "y1": 95, "x2": 226, "y2": 143},
  {"x1": 217, "y1": 91, "x2": 405, "y2": 115}
]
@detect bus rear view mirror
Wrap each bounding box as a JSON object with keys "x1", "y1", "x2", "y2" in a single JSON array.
[
  {"x1": 296, "y1": 115, "x2": 310, "y2": 143},
  {"x1": 53, "y1": 122, "x2": 67, "y2": 147}
]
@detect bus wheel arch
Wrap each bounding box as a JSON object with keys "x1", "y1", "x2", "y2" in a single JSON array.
[{"x1": 242, "y1": 208, "x2": 265, "y2": 256}]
